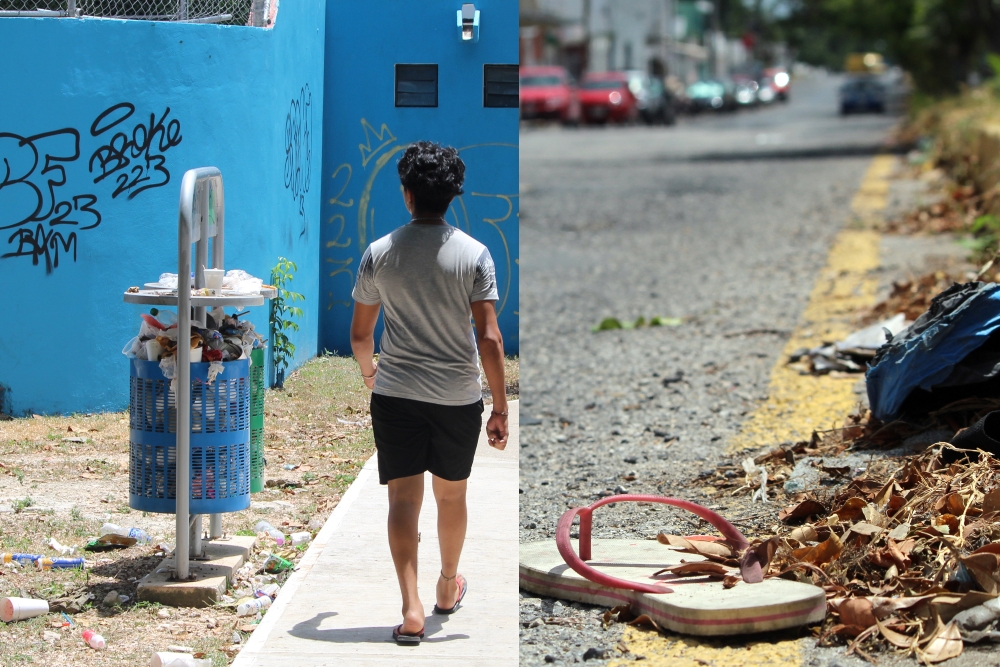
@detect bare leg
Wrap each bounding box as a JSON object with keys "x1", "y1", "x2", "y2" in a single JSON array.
[
  {"x1": 387, "y1": 474, "x2": 425, "y2": 633},
  {"x1": 432, "y1": 475, "x2": 468, "y2": 609}
]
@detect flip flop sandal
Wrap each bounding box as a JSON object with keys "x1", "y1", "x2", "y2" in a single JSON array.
[
  {"x1": 434, "y1": 573, "x2": 468, "y2": 614},
  {"x1": 392, "y1": 624, "x2": 425, "y2": 645},
  {"x1": 519, "y1": 494, "x2": 827, "y2": 637}
]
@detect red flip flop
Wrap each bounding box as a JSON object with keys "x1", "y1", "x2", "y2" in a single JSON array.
[
  {"x1": 519, "y1": 494, "x2": 826, "y2": 636},
  {"x1": 434, "y1": 573, "x2": 468, "y2": 614}
]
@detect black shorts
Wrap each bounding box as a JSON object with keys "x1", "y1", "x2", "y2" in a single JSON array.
[{"x1": 370, "y1": 393, "x2": 484, "y2": 485}]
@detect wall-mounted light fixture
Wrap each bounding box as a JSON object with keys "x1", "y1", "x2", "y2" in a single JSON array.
[{"x1": 457, "y1": 3, "x2": 480, "y2": 42}]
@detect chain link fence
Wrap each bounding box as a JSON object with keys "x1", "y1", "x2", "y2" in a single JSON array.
[{"x1": 0, "y1": 0, "x2": 267, "y2": 25}]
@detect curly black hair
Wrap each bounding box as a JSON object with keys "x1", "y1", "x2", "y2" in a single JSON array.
[{"x1": 397, "y1": 141, "x2": 465, "y2": 216}]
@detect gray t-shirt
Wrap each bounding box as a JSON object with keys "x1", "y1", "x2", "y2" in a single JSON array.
[{"x1": 352, "y1": 223, "x2": 499, "y2": 405}]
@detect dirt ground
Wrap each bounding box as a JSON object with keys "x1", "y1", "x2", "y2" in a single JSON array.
[{"x1": 0, "y1": 354, "x2": 518, "y2": 666}]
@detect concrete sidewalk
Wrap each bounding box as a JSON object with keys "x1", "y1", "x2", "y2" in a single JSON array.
[{"x1": 232, "y1": 401, "x2": 519, "y2": 666}]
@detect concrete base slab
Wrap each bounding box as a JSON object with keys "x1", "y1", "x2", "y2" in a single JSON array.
[{"x1": 137, "y1": 535, "x2": 257, "y2": 608}]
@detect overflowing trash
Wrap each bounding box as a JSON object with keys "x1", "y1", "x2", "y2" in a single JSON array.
[
  {"x1": 254, "y1": 521, "x2": 286, "y2": 546},
  {"x1": 150, "y1": 652, "x2": 212, "y2": 667},
  {"x1": 150, "y1": 269, "x2": 266, "y2": 295},
  {"x1": 123, "y1": 309, "x2": 265, "y2": 366}
]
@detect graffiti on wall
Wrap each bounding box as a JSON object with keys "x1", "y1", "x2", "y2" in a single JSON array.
[
  {"x1": 284, "y1": 84, "x2": 312, "y2": 242},
  {"x1": 322, "y1": 118, "x2": 517, "y2": 315},
  {"x1": 1, "y1": 103, "x2": 182, "y2": 273}
]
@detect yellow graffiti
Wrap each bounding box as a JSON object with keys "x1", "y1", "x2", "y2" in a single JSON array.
[
  {"x1": 456, "y1": 142, "x2": 518, "y2": 151},
  {"x1": 327, "y1": 291, "x2": 351, "y2": 311},
  {"x1": 325, "y1": 255, "x2": 354, "y2": 303},
  {"x1": 470, "y1": 192, "x2": 517, "y2": 316},
  {"x1": 359, "y1": 118, "x2": 397, "y2": 168},
  {"x1": 328, "y1": 163, "x2": 354, "y2": 207}
]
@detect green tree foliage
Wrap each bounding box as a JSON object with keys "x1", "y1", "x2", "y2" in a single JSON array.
[
  {"x1": 269, "y1": 257, "x2": 304, "y2": 389},
  {"x1": 779, "y1": 0, "x2": 1000, "y2": 94}
]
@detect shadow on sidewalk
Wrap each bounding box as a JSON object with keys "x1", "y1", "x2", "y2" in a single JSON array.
[{"x1": 289, "y1": 611, "x2": 470, "y2": 644}]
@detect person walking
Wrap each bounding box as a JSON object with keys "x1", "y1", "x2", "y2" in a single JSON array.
[{"x1": 350, "y1": 141, "x2": 509, "y2": 645}]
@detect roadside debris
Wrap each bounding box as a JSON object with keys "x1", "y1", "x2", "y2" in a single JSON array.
[
  {"x1": 593, "y1": 316, "x2": 684, "y2": 332},
  {"x1": 789, "y1": 314, "x2": 908, "y2": 375},
  {"x1": 867, "y1": 282, "x2": 1000, "y2": 422},
  {"x1": 1, "y1": 596, "x2": 49, "y2": 622}
]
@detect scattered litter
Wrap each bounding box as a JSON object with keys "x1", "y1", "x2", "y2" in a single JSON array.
[
  {"x1": 164, "y1": 644, "x2": 194, "y2": 653},
  {"x1": 263, "y1": 553, "x2": 294, "y2": 573},
  {"x1": 290, "y1": 531, "x2": 312, "y2": 546},
  {"x1": 1, "y1": 553, "x2": 43, "y2": 565},
  {"x1": 36, "y1": 557, "x2": 85, "y2": 570},
  {"x1": 151, "y1": 652, "x2": 212, "y2": 667},
  {"x1": 789, "y1": 314, "x2": 908, "y2": 375},
  {"x1": 236, "y1": 596, "x2": 272, "y2": 617},
  {"x1": 336, "y1": 418, "x2": 363, "y2": 426},
  {"x1": 101, "y1": 523, "x2": 152, "y2": 544},
  {"x1": 741, "y1": 457, "x2": 768, "y2": 503},
  {"x1": 82, "y1": 628, "x2": 106, "y2": 650},
  {"x1": 281, "y1": 464, "x2": 300, "y2": 471},
  {"x1": 254, "y1": 521, "x2": 286, "y2": 546},
  {"x1": 46, "y1": 537, "x2": 76, "y2": 556},
  {"x1": 1, "y1": 597, "x2": 49, "y2": 622},
  {"x1": 868, "y1": 281, "x2": 1000, "y2": 422}
]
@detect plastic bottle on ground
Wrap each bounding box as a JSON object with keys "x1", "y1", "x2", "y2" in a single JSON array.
[
  {"x1": 254, "y1": 521, "x2": 286, "y2": 546},
  {"x1": 101, "y1": 523, "x2": 152, "y2": 544},
  {"x1": 290, "y1": 531, "x2": 311, "y2": 546},
  {"x1": 150, "y1": 651, "x2": 212, "y2": 667},
  {"x1": 257, "y1": 583, "x2": 279, "y2": 598},
  {"x1": 1, "y1": 553, "x2": 43, "y2": 565},
  {"x1": 36, "y1": 557, "x2": 85, "y2": 570},
  {"x1": 236, "y1": 595, "x2": 272, "y2": 617},
  {"x1": 82, "y1": 629, "x2": 106, "y2": 649}
]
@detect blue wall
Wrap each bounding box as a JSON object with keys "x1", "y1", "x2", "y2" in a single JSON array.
[
  {"x1": 0, "y1": 3, "x2": 325, "y2": 415},
  {"x1": 319, "y1": 0, "x2": 520, "y2": 356}
]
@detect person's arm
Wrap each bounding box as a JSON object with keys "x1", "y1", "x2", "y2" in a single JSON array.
[
  {"x1": 471, "y1": 300, "x2": 508, "y2": 449},
  {"x1": 350, "y1": 302, "x2": 381, "y2": 389}
]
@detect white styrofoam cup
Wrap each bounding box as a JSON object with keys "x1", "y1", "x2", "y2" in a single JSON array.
[{"x1": 0, "y1": 597, "x2": 49, "y2": 622}]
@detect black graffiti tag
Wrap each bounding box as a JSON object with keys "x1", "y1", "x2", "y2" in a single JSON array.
[
  {"x1": 0, "y1": 129, "x2": 100, "y2": 273},
  {"x1": 284, "y1": 85, "x2": 312, "y2": 239},
  {"x1": 89, "y1": 102, "x2": 183, "y2": 200}
]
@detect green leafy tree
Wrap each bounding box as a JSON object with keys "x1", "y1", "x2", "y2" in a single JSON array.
[{"x1": 269, "y1": 257, "x2": 304, "y2": 389}]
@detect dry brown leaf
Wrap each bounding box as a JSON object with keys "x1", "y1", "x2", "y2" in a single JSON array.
[
  {"x1": 871, "y1": 595, "x2": 935, "y2": 620},
  {"x1": 960, "y1": 553, "x2": 1000, "y2": 595},
  {"x1": 627, "y1": 614, "x2": 661, "y2": 631},
  {"x1": 833, "y1": 497, "x2": 868, "y2": 522},
  {"x1": 722, "y1": 575, "x2": 739, "y2": 589},
  {"x1": 839, "y1": 598, "x2": 876, "y2": 628},
  {"x1": 849, "y1": 521, "x2": 882, "y2": 536},
  {"x1": 779, "y1": 500, "x2": 827, "y2": 523},
  {"x1": 888, "y1": 522, "x2": 910, "y2": 541},
  {"x1": 653, "y1": 562, "x2": 730, "y2": 578},
  {"x1": 788, "y1": 525, "x2": 819, "y2": 543},
  {"x1": 936, "y1": 514, "x2": 960, "y2": 535},
  {"x1": 983, "y1": 488, "x2": 1000, "y2": 515},
  {"x1": 972, "y1": 542, "x2": 1000, "y2": 556},
  {"x1": 876, "y1": 617, "x2": 915, "y2": 649},
  {"x1": 920, "y1": 621, "x2": 963, "y2": 663},
  {"x1": 793, "y1": 532, "x2": 843, "y2": 567},
  {"x1": 657, "y1": 534, "x2": 734, "y2": 559}
]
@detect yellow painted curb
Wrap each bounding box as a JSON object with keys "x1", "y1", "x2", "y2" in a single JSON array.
[
  {"x1": 608, "y1": 625, "x2": 803, "y2": 667},
  {"x1": 727, "y1": 156, "x2": 894, "y2": 453}
]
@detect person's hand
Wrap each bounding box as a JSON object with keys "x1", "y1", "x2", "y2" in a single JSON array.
[
  {"x1": 363, "y1": 362, "x2": 377, "y2": 390},
  {"x1": 486, "y1": 410, "x2": 508, "y2": 450}
]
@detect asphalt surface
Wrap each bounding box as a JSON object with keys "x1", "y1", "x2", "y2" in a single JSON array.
[{"x1": 518, "y1": 72, "x2": 905, "y2": 665}]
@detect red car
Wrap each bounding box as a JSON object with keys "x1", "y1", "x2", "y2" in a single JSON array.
[
  {"x1": 579, "y1": 72, "x2": 638, "y2": 124},
  {"x1": 519, "y1": 66, "x2": 580, "y2": 125},
  {"x1": 763, "y1": 67, "x2": 790, "y2": 101}
]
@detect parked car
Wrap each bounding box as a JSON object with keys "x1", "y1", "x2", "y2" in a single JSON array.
[
  {"x1": 756, "y1": 76, "x2": 778, "y2": 104},
  {"x1": 685, "y1": 80, "x2": 735, "y2": 112},
  {"x1": 734, "y1": 77, "x2": 759, "y2": 107},
  {"x1": 623, "y1": 70, "x2": 673, "y2": 125},
  {"x1": 579, "y1": 72, "x2": 639, "y2": 124},
  {"x1": 763, "y1": 67, "x2": 790, "y2": 101},
  {"x1": 519, "y1": 66, "x2": 581, "y2": 125},
  {"x1": 839, "y1": 76, "x2": 886, "y2": 114}
]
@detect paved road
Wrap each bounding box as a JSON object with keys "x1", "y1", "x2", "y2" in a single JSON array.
[{"x1": 518, "y1": 72, "x2": 902, "y2": 665}]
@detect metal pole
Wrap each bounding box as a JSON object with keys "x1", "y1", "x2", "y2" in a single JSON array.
[
  {"x1": 179, "y1": 0, "x2": 188, "y2": 20},
  {"x1": 191, "y1": 514, "x2": 202, "y2": 557},
  {"x1": 251, "y1": 0, "x2": 265, "y2": 27},
  {"x1": 176, "y1": 173, "x2": 194, "y2": 580},
  {"x1": 209, "y1": 177, "x2": 224, "y2": 541},
  {"x1": 194, "y1": 181, "x2": 208, "y2": 327},
  {"x1": 66, "y1": 0, "x2": 76, "y2": 16}
]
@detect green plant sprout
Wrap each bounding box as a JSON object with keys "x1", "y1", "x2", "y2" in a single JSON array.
[{"x1": 270, "y1": 257, "x2": 305, "y2": 389}]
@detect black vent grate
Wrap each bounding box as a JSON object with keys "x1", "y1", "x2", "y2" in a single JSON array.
[
  {"x1": 395, "y1": 64, "x2": 438, "y2": 108},
  {"x1": 484, "y1": 64, "x2": 519, "y2": 108}
]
